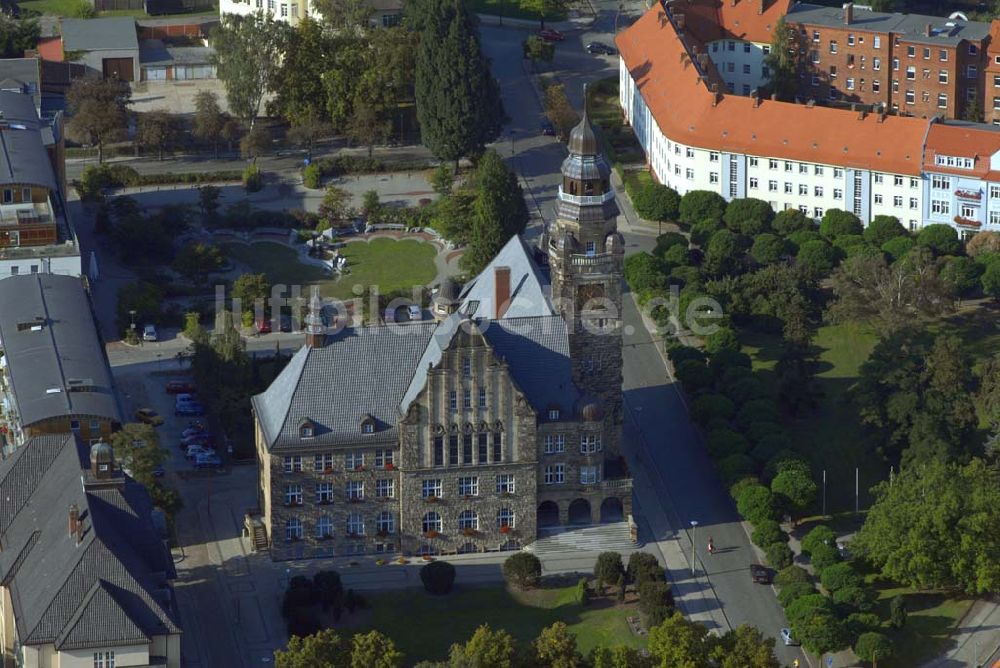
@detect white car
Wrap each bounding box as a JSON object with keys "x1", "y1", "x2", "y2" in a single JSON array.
[
  {"x1": 780, "y1": 628, "x2": 800, "y2": 646},
  {"x1": 142, "y1": 324, "x2": 158, "y2": 342},
  {"x1": 408, "y1": 304, "x2": 422, "y2": 321},
  {"x1": 186, "y1": 445, "x2": 215, "y2": 460}
]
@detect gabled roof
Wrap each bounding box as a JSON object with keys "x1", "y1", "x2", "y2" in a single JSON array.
[
  {"x1": 616, "y1": 4, "x2": 931, "y2": 176},
  {"x1": 0, "y1": 434, "x2": 179, "y2": 648},
  {"x1": 788, "y1": 3, "x2": 991, "y2": 47},
  {"x1": 0, "y1": 274, "x2": 121, "y2": 427},
  {"x1": 61, "y1": 17, "x2": 139, "y2": 52},
  {"x1": 679, "y1": 0, "x2": 792, "y2": 45},
  {"x1": 458, "y1": 235, "x2": 555, "y2": 319},
  {"x1": 923, "y1": 121, "x2": 1000, "y2": 179},
  {"x1": 0, "y1": 90, "x2": 57, "y2": 191}
]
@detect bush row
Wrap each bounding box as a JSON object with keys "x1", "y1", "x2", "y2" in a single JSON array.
[{"x1": 74, "y1": 164, "x2": 243, "y2": 200}]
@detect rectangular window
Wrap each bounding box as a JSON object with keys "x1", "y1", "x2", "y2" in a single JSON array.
[
  {"x1": 931, "y1": 199, "x2": 950, "y2": 215},
  {"x1": 283, "y1": 456, "x2": 302, "y2": 473},
  {"x1": 939, "y1": 69, "x2": 949, "y2": 84},
  {"x1": 280, "y1": 3, "x2": 287, "y2": 16},
  {"x1": 847, "y1": 33, "x2": 855, "y2": 46},
  {"x1": 449, "y1": 435, "x2": 459, "y2": 466},
  {"x1": 799, "y1": 184, "x2": 808, "y2": 196},
  {"x1": 893, "y1": 175, "x2": 904, "y2": 187},
  {"x1": 799, "y1": 163, "x2": 809, "y2": 175},
  {"x1": 830, "y1": 65, "x2": 838, "y2": 78},
  {"x1": 872, "y1": 79, "x2": 880, "y2": 93},
  {"x1": 458, "y1": 476, "x2": 479, "y2": 496},
  {"x1": 315, "y1": 482, "x2": 334, "y2": 503},
  {"x1": 768, "y1": 159, "x2": 778, "y2": 170},
  {"x1": 580, "y1": 466, "x2": 599, "y2": 484},
  {"x1": 815, "y1": 165, "x2": 824, "y2": 176},
  {"x1": 907, "y1": 45, "x2": 915, "y2": 57},
  {"x1": 743, "y1": 42, "x2": 751, "y2": 53},
  {"x1": 940, "y1": 49, "x2": 948, "y2": 61},
  {"x1": 846, "y1": 78, "x2": 855, "y2": 91},
  {"x1": 970, "y1": 43, "x2": 979, "y2": 55},
  {"x1": 910, "y1": 178, "x2": 918, "y2": 189},
  {"x1": 893, "y1": 58, "x2": 899, "y2": 71},
  {"x1": 376, "y1": 479, "x2": 394, "y2": 498},
  {"x1": 834, "y1": 168, "x2": 843, "y2": 178},
  {"x1": 345, "y1": 451, "x2": 365, "y2": 470},
  {"x1": 814, "y1": 207, "x2": 824, "y2": 219},
  {"x1": 685, "y1": 168, "x2": 694, "y2": 180},
  {"x1": 962, "y1": 204, "x2": 977, "y2": 219},
  {"x1": 543, "y1": 434, "x2": 565, "y2": 453},
  {"x1": 784, "y1": 182, "x2": 793, "y2": 194},
  {"x1": 814, "y1": 186, "x2": 824, "y2": 197},
  {"x1": 906, "y1": 66, "x2": 915, "y2": 80},
  {"x1": 709, "y1": 172, "x2": 719, "y2": 184},
  {"x1": 448, "y1": 391, "x2": 457, "y2": 411},
  {"x1": 462, "y1": 389, "x2": 472, "y2": 409},
  {"x1": 812, "y1": 30, "x2": 820, "y2": 43},
  {"x1": 433, "y1": 436, "x2": 444, "y2": 467},
  {"x1": 893, "y1": 196, "x2": 903, "y2": 207},
  {"x1": 749, "y1": 177, "x2": 759, "y2": 189},
  {"x1": 931, "y1": 175, "x2": 951, "y2": 190},
  {"x1": 875, "y1": 194, "x2": 883, "y2": 205},
  {"x1": 709, "y1": 152, "x2": 719, "y2": 162},
  {"x1": 990, "y1": 184, "x2": 1000, "y2": 199},
  {"x1": 685, "y1": 147, "x2": 694, "y2": 158},
  {"x1": 314, "y1": 454, "x2": 333, "y2": 472},
  {"x1": 493, "y1": 430, "x2": 502, "y2": 462},
  {"x1": 830, "y1": 40, "x2": 837, "y2": 54},
  {"x1": 462, "y1": 357, "x2": 471, "y2": 376},
  {"x1": 785, "y1": 161, "x2": 793, "y2": 172},
  {"x1": 968, "y1": 65, "x2": 978, "y2": 79},
  {"x1": 995, "y1": 75, "x2": 1000, "y2": 88},
  {"x1": 496, "y1": 474, "x2": 515, "y2": 494},
  {"x1": 478, "y1": 388, "x2": 486, "y2": 408},
  {"x1": 873, "y1": 57, "x2": 881, "y2": 71},
  {"x1": 727, "y1": 40, "x2": 735, "y2": 51},
  {"x1": 580, "y1": 434, "x2": 602, "y2": 453},
  {"x1": 939, "y1": 93, "x2": 949, "y2": 108},
  {"x1": 909, "y1": 197, "x2": 918, "y2": 209},
  {"x1": 923, "y1": 47, "x2": 930, "y2": 59},
  {"x1": 811, "y1": 50, "x2": 820, "y2": 65},
  {"x1": 285, "y1": 484, "x2": 303, "y2": 505},
  {"x1": 833, "y1": 189, "x2": 843, "y2": 200},
  {"x1": 346, "y1": 480, "x2": 364, "y2": 500},
  {"x1": 874, "y1": 36, "x2": 881, "y2": 48},
  {"x1": 422, "y1": 479, "x2": 442, "y2": 498},
  {"x1": 742, "y1": 64, "x2": 751, "y2": 75},
  {"x1": 874, "y1": 174, "x2": 884, "y2": 184},
  {"x1": 768, "y1": 180, "x2": 778, "y2": 192},
  {"x1": 992, "y1": 210, "x2": 1000, "y2": 225},
  {"x1": 462, "y1": 434, "x2": 473, "y2": 465},
  {"x1": 93, "y1": 651, "x2": 115, "y2": 668},
  {"x1": 749, "y1": 157, "x2": 759, "y2": 167},
  {"x1": 478, "y1": 432, "x2": 488, "y2": 462},
  {"x1": 905, "y1": 89, "x2": 915, "y2": 104},
  {"x1": 544, "y1": 464, "x2": 565, "y2": 485}
]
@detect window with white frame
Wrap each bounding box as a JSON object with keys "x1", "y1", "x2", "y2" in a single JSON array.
[
  {"x1": 874, "y1": 194, "x2": 883, "y2": 205},
  {"x1": 893, "y1": 196, "x2": 903, "y2": 207},
  {"x1": 874, "y1": 36, "x2": 881, "y2": 48},
  {"x1": 834, "y1": 168, "x2": 843, "y2": 178},
  {"x1": 346, "y1": 480, "x2": 364, "y2": 500},
  {"x1": 710, "y1": 172, "x2": 719, "y2": 184},
  {"x1": 458, "y1": 510, "x2": 479, "y2": 530},
  {"x1": 961, "y1": 204, "x2": 977, "y2": 219},
  {"x1": 461, "y1": 357, "x2": 471, "y2": 376},
  {"x1": 909, "y1": 198, "x2": 918, "y2": 209},
  {"x1": 939, "y1": 93, "x2": 948, "y2": 108},
  {"x1": 422, "y1": 479, "x2": 442, "y2": 498},
  {"x1": 799, "y1": 164, "x2": 808, "y2": 175},
  {"x1": 422, "y1": 511, "x2": 442, "y2": 533},
  {"x1": 497, "y1": 507, "x2": 515, "y2": 529},
  {"x1": 544, "y1": 434, "x2": 565, "y2": 453},
  {"x1": 544, "y1": 464, "x2": 565, "y2": 484},
  {"x1": 316, "y1": 515, "x2": 333, "y2": 538},
  {"x1": 873, "y1": 79, "x2": 881, "y2": 92},
  {"x1": 873, "y1": 57, "x2": 881, "y2": 70},
  {"x1": 315, "y1": 482, "x2": 334, "y2": 503},
  {"x1": 991, "y1": 210, "x2": 1000, "y2": 225},
  {"x1": 285, "y1": 517, "x2": 302, "y2": 541},
  {"x1": 814, "y1": 207, "x2": 824, "y2": 219},
  {"x1": 283, "y1": 456, "x2": 303, "y2": 473},
  {"x1": 314, "y1": 453, "x2": 333, "y2": 472},
  {"x1": 496, "y1": 474, "x2": 515, "y2": 494},
  {"x1": 686, "y1": 148, "x2": 694, "y2": 158},
  {"x1": 905, "y1": 89, "x2": 915, "y2": 104},
  {"x1": 799, "y1": 184, "x2": 808, "y2": 196},
  {"x1": 478, "y1": 388, "x2": 486, "y2": 408},
  {"x1": 463, "y1": 389, "x2": 472, "y2": 409},
  {"x1": 285, "y1": 484, "x2": 302, "y2": 505},
  {"x1": 814, "y1": 165, "x2": 824, "y2": 176},
  {"x1": 94, "y1": 652, "x2": 115, "y2": 668},
  {"x1": 931, "y1": 199, "x2": 950, "y2": 214},
  {"x1": 448, "y1": 391, "x2": 457, "y2": 411},
  {"x1": 894, "y1": 176, "x2": 904, "y2": 187},
  {"x1": 874, "y1": 174, "x2": 884, "y2": 184},
  {"x1": 784, "y1": 182, "x2": 793, "y2": 194},
  {"x1": 910, "y1": 178, "x2": 918, "y2": 189},
  {"x1": 685, "y1": 168, "x2": 694, "y2": 180},
  {"x1": 345, "y1": 451, "x2": 365, "y2": 470},
  {"x1": 990, "y1": 184, "x2": 1000, "y2": 199},
  {"x1": 769, "y1": 159, "x2": 778, "y2": 170},
  {"x1": 375, "y1": 449, "x2": 394, "y2": 468},
  {"x1": 580, "y1": 466, "x2": 599, "y2": 484},
  {"x1": 834, "y1": 189, "x2": 843, "y2": 199},
  {"x1": 280, "y1": 3, "x2": 287, "y2": 16},
  {"x1": 709, "y1": 152, "x2": 719, "y2": 162},
  {"x1": 347, "y1": 512, "x2": 365, "y2": 535},
  {"x1": 814, "y1": 186, "x2": 824, "y2": 197},
  {"x1": 458, "y1": 476, "x2": 479, "y2": 496},
  {"x1": 749, "y1": 177, "x2": 759, "y2": 189},
  {"x1": 749, "y1": 157, "x2": 759, "y2": 167},
  {"x1": 580, "y1": 434, "x2": 602, "y2": 453},
  {"x1": 968, "y1": 65, "x2": 978, "y2": 78},
  {"x1": 376, "y1": 479, "x2": 394, "y2": 498},
  {"x1": 377, "y1": 511, "x2": 395, "y2": 534},
  {"x1": 768, "y1": 180, "x2": 778, "y2": 192},
  {"x1": 785, "y1": 161, "x2": 793, "y2": 172}
]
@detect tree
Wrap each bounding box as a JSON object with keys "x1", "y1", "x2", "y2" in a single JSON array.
[
  {"x1": 765, "y1": 17, "x2": 799, "y2": 100},
  {"x1": 827, "y1": 250, "x2": 951, "y2": 334},
  {"x1": 346, "y1": 101, "x2": 392, "y2": 158},
  {"x1": 771, "y1": 465, "x2": 817, "y2": 520},
  {"x1": 627, "y1": 551, "x2": 663, "y2": 586},
  {"x1": 172, "y1": 242, "x2": 225, "y2": 284},
  {"x1": 351, "y1": 631, "x2": 403, "y2": 668},
  {"x1": 724, "y1": 198, "x2": 774, "y2": 236},
  {"x1": 523, "y1": 35, "x2": 555, "y2": 61},
  {"x1": 680, "y1": 190, "x2": 727, "y2": 225},
  {"x1": 430, "y1": 164, "x2": 455, "y2": 197},
  {"x1": 543, "y1": 83, "x2": 579, "y2": 142},
  {"x1": 819, "y1": 209, "x2": 863, "y2": 240},
  {"x1": 519, "y1": 0, "x2": 567, "y2": 27},
  {"x1": 192, "y1": 91, "x2": 229, "y2": 157},
  {"x1": 362, "y1": 190, "x2": 381, "y2": 223},
  {"x1": 704, "y1": 229, "x2": 743, "y2": 276},
  {"x1": 313, "y1": 570, "x2": 343, "y2": 613},
  {"x1": 772, "y1": 208, "x2": 814, "y2": 236},
  {"x1": 233, "y1": 273, "x2": 271, "y2": 314},
  {"x1": 0, "y1": 16, "x2": 40, "y2": 59},
  {"x1": 792, "y1": 611, "x2": 849, "y2": 655},
  {"x1": 66, "y1": 77, "x2": 131, "y2": 163},
  {"x1": 889, "y1": 595, "x2": 907, "y2": 629},
  {"x1": 240, "y1": 124, "x2": 271, "y2": 163},
  {"x1": 633, "y1": 183, "x2": 681, "y2": 223},
  {"x1": 414, "y1": 0, "x2": 504, "y2": 167},
  {"x1": 709, "y1": 625, "x2": 781, "y2": 668},
  {"x1": 448, "y1": 624, "x2": 515, "y2": 668},
  {"x1": 638, "y1": 580, "x2": 674, "y2": 627},
  {"x1": 795, "y1": 239, "x2": 839, "y2": 278},
  {"x1": 982, "y1": 261, "x2": 1000, "y2": 299},
  {"x1": 940, "y1": 255, "x2": 983, "y2": 298},
  {"x1": 503, "y1": 553, "x2": 542, "y2": 589},
  {"x1": 319, "y1": 186, "x2": 354, "y2": 229},
  {"x1": 533, "y1": 622, "x2": 582, "y2": 668},
  {"x1": 647, "y1": 612, "x2": 710, "y2": 668},
  {"x1": 820, "y1": 562, "x2": 862, "y2": 592},
  {"x1": 594, "y1": 552, "x2": 624, "y2": 592},
  {"x1": 211, "y1": 12, "x2": 289, "y2": 130},
  {"x1": 197, "y1": 185, "x2": 222, "y2": 224},
  {"x1": 750, "y1": 233, "x2": 788, "y2": 266},
  {"x1": 109, "y1": 423, "x2": 167, "y2": 487},
  {"x1": 881, "y1": 235, "x2": 914, "y2": 261},
  {"x1": 420, "y1": 560, "x2": 456, "y2": 595},
  {"x1": 977, "y1": 353, "x2": 1000, "y2": 429},
  {"x1": 864, "y1": 215, "x2": 907, "y2": 246},
  {"x1": 967, "y1": 230, "x2": 1000, "y2": 257},
  {"x1": 854, "y1": 632, "x2": 893, "y2": 664},
  {"x1": 801, "y1": 525, "x2": 836, "y2": 555},
  {"x1": 462, "y1": 150, "x2": 528, "y2": 274},
  {"x1": 269, "y1": 17, "x2": 336, "y2": 127},
  {"x1": 288, "y1": 108, "x2": 335, "y2": 161},
  {"x1": 274, "y1": 629, "x2": 347, "y2": 668},
  {"x1": 736, "y1": 484, "x2": 778, "y2": 524},
  {"x1": 856, "y1": 459, "x2": 1000, "y2": 593},
  {"x1": 590, "y1": 645, "x2": 652, "y2": 668},
  {"x1": 775, "y1": 344, "x2": 820, "y2": 416},
  {"x1": 917, "y1": 223, "x2": 962, "y2": 256}
]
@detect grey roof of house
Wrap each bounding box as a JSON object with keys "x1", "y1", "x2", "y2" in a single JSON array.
[
  {"x1": 0, "y1": 274, "x2": 121, "y2": 427},
  {"x1": 253, "y1": 235, "x2": 580, "y2": 451},
  {"x1": 61, "y1": 17, "x2": 139, "y2": 52},
  {"x1": 0, "y1": 434, "x2": 179, "y2": 649},
  {"x1": 139, "y1": 39, "x2": 214, "y2": 67},
  {"x1": 0, "y1": 59, "x2": 40, "y2": 106},
  {"x1": 0, "y1": 90, "x2": 56, "y2": 190},
  {"x1": 458, "y1": 235, "x2": 555, "y2": 320},
  {"x1": 788, "y1": 3, "x2": 992, "y2": 46}
]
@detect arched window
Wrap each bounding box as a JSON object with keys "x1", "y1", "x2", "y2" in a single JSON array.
[
  {"x1": 422, "y1": 511, "x2": 442, "y2": 533},
  {"x1": 458, "y1": 510, "x2": 479, "y2": 530}
]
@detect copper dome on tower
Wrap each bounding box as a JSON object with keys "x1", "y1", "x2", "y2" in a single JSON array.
[{"x1": 567, "y1": 105, "x2": 599, "y2": 156}]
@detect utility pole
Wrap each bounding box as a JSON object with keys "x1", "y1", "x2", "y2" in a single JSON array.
[
  {"x1": 689, "y1": 520, "x2": 698, "y2": 577},
  {"x1": 822, "y1": 469, "x2": 827, "y2": 517},
  {"x1": 855, "y1": 467, "x2": 859, "y2": 514}
]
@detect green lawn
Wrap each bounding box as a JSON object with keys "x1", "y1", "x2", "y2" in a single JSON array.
[
  {"x1": 587, "y1": 78, "x2": 645, "y2": 166},
  {"x1": 866, "y1": 576, "x2": 973, "y2": 668},
  {"x1": 349, "y1": 584, "x2": 643, "y2": 663},
  {"x1": 18, "y1": 0, "x2": 218, "y2": 16},
  {"x1": 222, "y1": 238, "x2": 438, "y2": 302},
  {"x1": 464, "y1": 0, "x2": 563, "y2": 21}
]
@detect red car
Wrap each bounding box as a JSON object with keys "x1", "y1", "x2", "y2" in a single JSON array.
[
  {"x1": 538, "y1": 28, "x2": 565, "y2": 42},
  {"x1": 166, "y1": 380, "x2": 195, "y2": 394},
  {"x1": 255, "y1": 317, "x2": 272, "y2": 334}
]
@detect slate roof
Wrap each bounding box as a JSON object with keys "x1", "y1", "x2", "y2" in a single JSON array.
[
  {"x1": 0, "y1": 90, "x2": 57, "y2": 191},
  {"x1": 139, "y1": 39, "x2": 214, "y2": 67},
  {"x1": 0, "y1": 434, "x2": 179, "y2": 649},
  {"x1": 0, "y1": 59, "x2": 41, "y2": 109},
  {"x1": 61, "y1": 17, "x2": 139, "y2": 52},
  {"x1": 254, "y1": 235, "x2": 580, "y2": 450},
  {"x1": 0, "y1": 274, "x2": 121, "y2": 428},
  {"x1": 458, "y1": 235, "x2": 555, "y2": 319},
  {"x1": 788, "y1": 3, "x2": 992, "y2": 46}
]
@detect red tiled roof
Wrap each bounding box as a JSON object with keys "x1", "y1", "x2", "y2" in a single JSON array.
[
  {"x1": 616, "y1": 4, "x2": 931, "y2": 176},
  {"x1": 923, "y1": 123, "x2": 1000, "y2": 179},
  {"x1": 676, "y1": 0, "x2": 791, "y2": 46}
]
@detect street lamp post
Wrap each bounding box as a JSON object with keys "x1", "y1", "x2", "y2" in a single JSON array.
[
  {"x1": 129, "y1": 309, "x2": 136, "y2": 332},
  {"x1": 689, "y1": 520, "x2": 698, "y2": 576}
]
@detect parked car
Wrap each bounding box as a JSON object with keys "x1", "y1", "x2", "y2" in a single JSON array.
[
  {"x1": 255, "y1": 317, "x2": 272, "y2": 334},
  {"x1": 407, "y1": 304, "x2": 422, "y2": 321},
  {"x1": 186, "y1": 420, "x2": 207, "y2": 431},
  {"x1": 134, "y1": 408, "x2": 164, "y2": 427},
  {"x1": 175, "y1": 403, "x2": 205, "y2": 417},
  {"x1": 174, "y1": 393, "x2": 198, "y2": 404},
  {"x1": 166, "y1": 380, "x2": 196, "y2": 394},
  {"x1": 541, "y1": 118, "x2": 556, "y2": 136},
  {"x1": 538, "y1": 28, "x2": 565, "y2": 42},
  {"x1": 181, "y1": 426, "x2": 208, "y2": 438},
  {"x1": 181, "y1": 433, "x2": 213, "y2": 447},
  {"x1": 780, "y1": 628, "x2": 800, "y2": 646},
  {"x1": 586, "y1": 41, "x2": 616, "y2": 55},
  {"x1": 186, "y1": 444, "x2": 216, "y2": 460},
  {"x1": 194, "y1": 453, "x2": 223, "y2": 469},
  {"x1": 142, "y1": 324, "x2": 158, "y2": 342},
  {"x1": 750, "y1": 564, "x2": 771, "y2": 584}
]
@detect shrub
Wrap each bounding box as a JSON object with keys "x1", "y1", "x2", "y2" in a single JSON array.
[
  {"x1": 675, "y1": 359, "x2": 713, "y2": 392},
  {"x1": 793, "y1": 610, "x2": 850, "y2": 655},
  {"x1": 653, "y1": 232, "x2": 688, "y2": 257},
  {"x1": 763, "y1": 449, "x2": 809, "y2": 482},
  {"x1": 854, "y1": 632, "x2": 893, "y2": 663},
  {"x1": 680, "y1": 189, "x2": 727, "y2": 225},
  {"x1": 243, "y1": 164, "x2": 263, "y2": 192},
  {"x1": 420, "y1": 560, "x2": 456, "y2": 595},
  {"x1": 690, "y1": 217, "x2": 723, "y2": 246},
  {"x1": 819, "y1": 209, "x2": 863, "y2": 239},
  {"x1": 801, "y1": 525, "x2": 836, "y2": 555},
  {"x1": 846, "y1": 612, "x2": 882, "y2": 640},
  {"x1": 889, "y1": 594, "x2": 907, "y2": 629},
  {"x1": 706, "y1": 429, "x2": 750, "y2": 458},
  {"x1": 864, "y1": 215, "x2": 907, "y2": 246},
  {"x1": 751, "y1": 520, "x2": 786, "y2": 548},
  {"x1": 575, "y1": 577, "x2": 590, "y2": 606},
  {"x1": 627, "y1": 552, "x2": 663, "y2": 586},
  {"x1": 624, "y1": 253, "x2": 667, "y2": 293},
  {"x1": 736, "y1": 485, "x2": 778, "y2": 524},
  {"x1": 503, "y1": 553, "x2": 541, "y2": 589},
  {"x1": 765, "y1": 541, "x2": 794, "y2": 570},
  {"x1": 881, "y1": 235, "x2": 915, "y2": 261},
  {"x1": 638, "y1": 580, "x2": 674, "y2": 627},
  {"x1": 690, "y1": 393, "x2": 736, "y2": 426},
  {"x1": 724, "y1": 198, "x2": 774, "y2": 235},
  {"x1": 820, "y1": 562, "x2": 862, "y2": 592},
  {"x1": 777, "y1": 581, "x2": 817, "y2": 607},
  {"x1": 774, "y1": 565, "x2": 810, "y2": 587},
  {"x1": 785, "y1": 593, "x2": 835, "y2": 625},
  {"x1": 832, "y1": 585, "x2": 875, "y2": 613},
  {"x1": 917, "y1": 223, "x2": 962, "y2": 256},
  {"x1": 717, "y1": 454, "x2": 756, "y2": 486},
  {"x1": 729, "y1": 475, "x2": 760, "y2": 500},
  {"x1": 705, "y1": 326, "x2": 740, "y2": 353},
  {"x1": 302, "y1": 163, "x2": 322, "y2": 189},
  {"x1": 809, "y1": 542, "x2": 840, "y2": 572},
  {"x1": 594, "y1": 552, "x2": 625, "y2": 590},
  {"x1": 634, "y1": 182, "x2": 681, "y2": 222}
]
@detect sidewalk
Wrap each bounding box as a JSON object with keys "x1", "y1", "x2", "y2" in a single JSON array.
[{"x1": 923, "y1": 597, "x2": 1000, "y2": 668}]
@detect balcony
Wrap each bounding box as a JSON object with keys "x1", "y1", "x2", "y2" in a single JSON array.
[{"x1": 558, "y1": 186, "x2": 615, "y2": 206}]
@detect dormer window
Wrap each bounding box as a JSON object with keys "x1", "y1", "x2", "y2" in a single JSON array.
[
  {"x1": 298, "y1": 419, "x2": 316, "y2": 439},
  {"x1": 361, "y1": 414, "x2": 376, "y2": 434},
  {"x1": 548, "y1": 408, "x2": 560, "y2": 420}
]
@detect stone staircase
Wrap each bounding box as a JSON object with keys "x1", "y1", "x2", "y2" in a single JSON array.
[
  {"x1": 244, "y1": 513, "x2": 268, "y2": 552},
  {"x1": 525, "y1": 521, "x2": 638, "y2": 556}
]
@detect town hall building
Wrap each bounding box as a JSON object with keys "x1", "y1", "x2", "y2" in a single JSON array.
[{"x1": 250, "y1": 112, "x2": 633, "y2": 560}]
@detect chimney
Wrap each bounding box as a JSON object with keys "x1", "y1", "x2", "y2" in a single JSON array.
[
  {"x1": 68, "y1": 504, "x2": 80, "y2": 541},
  {"x1": 697, "y1": 52, "x2": 709, "y2": 69},
  {"x1": 494, "y1": 266, "x2": 511, "y2": 319},
  {"x1": 925, "y1": 23, "x2": 933, "y2": 37},
  {"x1": 675, "y1": 13, "x2": 685, "y2": 33},
  {"x1": 843, "y1": 2, "x2": 853, "y2": 24},
  {"x1": 771, "y1": 92, "x2": 779, "y2": 100},
  {"x1": 730, "y1": 0, "x2": 737, "y2": 7},
  {"x1": 850, "y1": 102, "x2": 857, "y2": 111},
  {"x1": 806, "y1": 98, "x2": 816, "y2": 107},
  {"x1": 751, "y1": 89, "x2": 761, "y2": 107},
  {"x1": 758, "y1": 0, "x2": 765, "y2": 14}
]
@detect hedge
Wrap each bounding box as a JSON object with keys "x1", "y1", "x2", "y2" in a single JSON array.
[{"x1": 777, "y1": 581, "x2": 817, "y2": 607}]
